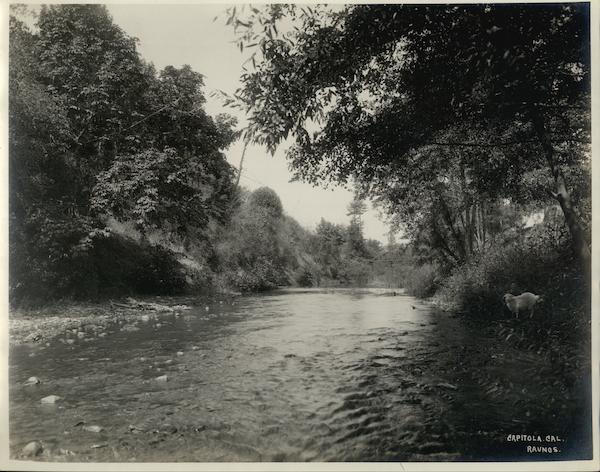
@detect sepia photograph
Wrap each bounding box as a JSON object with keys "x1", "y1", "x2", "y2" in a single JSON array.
[{"x1": 3, "y1": 1, "x2": 598, "y2": 469}]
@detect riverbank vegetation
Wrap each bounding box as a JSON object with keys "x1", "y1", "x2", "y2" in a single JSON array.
[
  {"x1": 9, "y1": 5, "x2": 410, "y2": 306},
  {"x1": 224, "y1": 3, "x2": 591, "y2": 316},
  {"x1": 10, "y1": 4, "x2": 590, "y2": 337}
]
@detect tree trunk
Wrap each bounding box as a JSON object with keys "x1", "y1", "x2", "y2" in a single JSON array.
[
  {"x1": 235, "y1": 141, "x2": 249, "y2": 188},
  {"x1": 531, "y1": 112, "x2": 591, "y2": 274}
]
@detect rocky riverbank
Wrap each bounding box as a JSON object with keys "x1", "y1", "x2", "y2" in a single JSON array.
[{"x1": 9, "y1": 294, "x2": 241, "y2": 346}]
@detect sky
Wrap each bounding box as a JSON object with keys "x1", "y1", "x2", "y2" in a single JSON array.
[{"x1": 105, "y1": 3, "x2": 392, "y2": 243}]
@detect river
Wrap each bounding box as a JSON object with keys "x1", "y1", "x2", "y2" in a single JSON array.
[{"x1": 9, "y1": 288, "x2": 592, "y2": 462}]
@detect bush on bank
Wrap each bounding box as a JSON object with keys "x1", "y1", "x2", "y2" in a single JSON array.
[{"x1": 435, "y1": 223, "x2": 587, "y2": 322}]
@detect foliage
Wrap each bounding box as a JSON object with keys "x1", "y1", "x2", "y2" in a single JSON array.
[
  {"x1": 9, "y1": 5, "x2": 238, "y2": 304},
  {"x1": 225, "y1": 3, "x2": 591, "y2": 269},
  {"x1": 404, "y1": 263, "x2": 439, "y2": 299},
  {"x1": 438, "y1": 221, "x2": 585, "y2": 320},
  {"x1": 91, "y1": 148, "x2": 236, "y2": 238},
  {"x1": 216, "y1": 188, "x2": 287, "y2": 292}
]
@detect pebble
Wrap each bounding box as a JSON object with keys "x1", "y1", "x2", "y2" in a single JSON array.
[
  {"x1": 155, "y1": 375, "x2": 169, "y2": 382},
  {"x1": 22, "y1": 441, "x2": 43, "y2": 457},
  {"x1": 121, "y1": 324, "x2": 140, "y2": 332},
  {"x1": 176, "y1": 351, "x2": 184, "y2": 357},
  {"x1": 98, "y1": 332, "x2": 107, "y2": 337},
  {"x1": 192, "y1": 346, "x2": 200, "y2": 351},
  {"x1": 90, "y1": 443, "x2": 108, "y2": 449},
  {"x1": 41, "y1": 395, "x2": 61, "y2": 404},
  {"x1": 83, "y1": 425, "x2": 104, "y2": 433},
  {"x1": 24, "y1": 376, "x2": 41, "y2": 386},
  {"x1": 205, "y1": 306, "x2": 210, "y2": 312},
  {"x1": 77, "y1": 331, "x2": 85, "y2": 339},
  {"x1": 141, "y1": 314, "x2": 151, "y2": 322},
  {"x1": 25, "y1": 333, "x2": 41, "y2": 343},
  {"x1": 66, "y1": 339, "x2": 75, "y2": 345}
]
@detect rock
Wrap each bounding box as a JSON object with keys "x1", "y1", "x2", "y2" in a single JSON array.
[
  {"x1": 22, "y1": 441, "x2": 43, "y2": 457},
  {"x1": 66, "y1": 339, "x2": 75, "y2": 345},
  {"x1": 176, "y1": 351, "x2": 184, "y2": 357},
  {"x1": 28, "y1": 352, "x2": 36, "y2": 358},
  {"x1": 121, "y1": 324, "x2": 140, "y2": 332},
  {"x1": 155, "y1": 375, "x2": 169, "y2": 382},
  {"x1": 77, "y1": 331, "x2": 85, "y2": 339},
  {"x1": 83, "y1": 425, "x2": 104, "y2": 433},
  {"x1": 139, "y1": 357, "x2": 147, "y2": 362},
  {"x1": 192, "y1": 346, "x2": 200, "y2": 351},
  {"x1": 98, "y1": 332, "x2": 107, "y2": 337},
  {"x1": 25, "y1": 333, "x2": 41, "y2": 343},
  {"x1": 90, "y1": 443, "x2": 108, "y2": 449},
  {"x1": 155, "y1": 323, "x2": 162, "y2": 328},
  {"x1": 24, "y1": 376, "x2": 41, "y2": 386},
  {"x1": 41, "y1": 395, "x2": 61, "y2": 404},
  {"x1": 141, "y1": 314, "x2": 151, "y2": 322},
  {"x1": 204, "y1": 306, "x2": 210, "y2": 312}
]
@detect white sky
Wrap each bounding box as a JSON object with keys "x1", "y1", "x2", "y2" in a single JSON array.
[{"x1": 105, "y1": 3, "x2": 392, "y2": 243}]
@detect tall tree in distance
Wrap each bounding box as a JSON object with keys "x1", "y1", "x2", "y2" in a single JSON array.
[{"x1": 345, "y1": 193, "x2": 368, "y2": 258}]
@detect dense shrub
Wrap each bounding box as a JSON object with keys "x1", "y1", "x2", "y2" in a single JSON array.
[
  {"x1": 404, "y1": 263, "x2": 439, "y2": 298},
  {"x1": 437, "y1": 224, "x2": 586, "y2": 321},
  {"x1": 10, "y1": 220, "x2": 188, "y2": 305}
]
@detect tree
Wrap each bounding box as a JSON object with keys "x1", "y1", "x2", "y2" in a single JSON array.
[
  {"x1": 9, "y1": 5, "x2": 239, "y2": 301},
  {"x1": 345, "y1": 194, "x2": 368, "y2": 258},
  {"x1": 314, "y1": 218, "x2": 346, "y2": 278},
  {"x1": 36, "y1": 5, "x2": 152, "y2": 177},
  {"x1": 217, "y1": 187, "x2": 288, "y2": 291},
  {"x1": 91, "y1": 148, "x2": 236, "y2": 240},
  {"x1": 226, "y1": 4, "x2": 591, "y2": 273}
]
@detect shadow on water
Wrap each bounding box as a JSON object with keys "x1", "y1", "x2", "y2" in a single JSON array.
[{"x1": 9, "y1": 289, "x2": 591, "y2": 462}]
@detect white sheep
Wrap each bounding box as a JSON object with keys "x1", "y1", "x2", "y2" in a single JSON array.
[{"x1": 503, "y1": 292, "x2": 542, "y2": 319}]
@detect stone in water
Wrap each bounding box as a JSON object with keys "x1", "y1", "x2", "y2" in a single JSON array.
[
  {"x1": 41, "y1": 395, "x2": 61, "y2": 404},
  {"x1": 22, "y1": 441, "x2": 43, "y2": 457},
  {"x1": 83, "y1": 425, "x2": 104, "y2": 433}
]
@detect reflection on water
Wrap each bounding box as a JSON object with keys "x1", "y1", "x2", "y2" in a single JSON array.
[{"x1": 9, "y1": 288, "x2": 591, "y2": 461}]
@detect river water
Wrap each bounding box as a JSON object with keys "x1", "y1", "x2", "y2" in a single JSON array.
[{"x1": 9, "y1": 288, "x2": 592, "y2": 462}]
